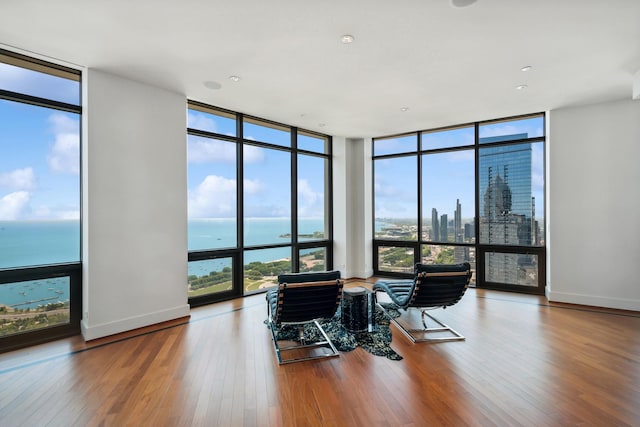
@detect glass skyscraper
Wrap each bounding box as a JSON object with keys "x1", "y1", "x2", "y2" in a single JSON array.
[{"x1": 479, "y1": 142, "x2": 538, "y2": 285}]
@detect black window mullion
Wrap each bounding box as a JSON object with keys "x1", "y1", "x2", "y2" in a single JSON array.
[
  {"x1": 416, "y1": 131, "x2": 423, "y2": 266},
  {"x1": 326, "y1": 135, "x2": 334, "y2": 270},
  {"x1": 474, "y1": 121, "x2": 481, "y2": 287},
  {"x1": 291, "y1": 127, "x2": 299, "y2": 272},
  {"x1": 236, "y1": 112, "x2": 245, "y2": 298},
  {"x1": 0, "y1": 89, "x2": 82, "y2": 114}
]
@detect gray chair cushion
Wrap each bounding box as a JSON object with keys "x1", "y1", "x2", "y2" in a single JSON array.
[{"x1": 372, "y1": 279, "x2": 414, "y2": 307}]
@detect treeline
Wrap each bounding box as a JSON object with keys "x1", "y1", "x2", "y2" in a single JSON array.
[
  {"x1": 0, "y1": 312, "x2": 69, "y2": 337},
  {"x1": 380, "y1": 246, "x2": 455, "y2": 266},
  {"x1": 189, "y1": 259, "x2": 294, "y2": 290},
  {"x1": 191, "y1": 251, "x2": 325, "y2": 288},
  {"x1": 379, "y1": 247, "x2": 414, "y2": 268},
  {"x1": 244, "y1": 260, "x2": 290, "y2": 280},
  {"x1": 434, "y1": 248, "x2": 455, "y2": 264},
  {"x1": 189, "y1": 267, "x2": 232, "y2": 290},
  {"x1": 279, "y1": 231, "x2": 325, "y2": 239},
  {"x1": 0, "y1": 301, "x2": 68, "y2": 314}
]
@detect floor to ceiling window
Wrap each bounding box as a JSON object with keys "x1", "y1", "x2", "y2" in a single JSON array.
[
  {"x1": 0, "y1": 49, "x2": 82, "y2": 352},
  {"x1": 187, "y1": 101, "x2": 333, "y2": 306},
  {"x1": 373, "y1": 113, "x2": 546, "y2": 294}
]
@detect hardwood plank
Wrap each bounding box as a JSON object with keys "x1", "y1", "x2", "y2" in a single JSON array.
[{"x1": 0, "y1": 284, "x2": 639, "y2": 426}]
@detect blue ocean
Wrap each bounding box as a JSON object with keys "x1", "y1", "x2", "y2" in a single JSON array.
[
  {"x1": 1, "y1": 218, "x2": 325, "y2": 308},
  {"x1": 187, "y1": 217, "x2": 325, "y2": 275},
  {"x1": 0, "y1": 221, "x2": 78, "y2": 309}
]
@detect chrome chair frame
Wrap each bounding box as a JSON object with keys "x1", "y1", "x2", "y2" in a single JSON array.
[
  {"x1": 374, "y1": 263, "x2": 471, "y2": 343},
  {"x1": 266, "y1": 272, "x2": 343, "y2": 364}
]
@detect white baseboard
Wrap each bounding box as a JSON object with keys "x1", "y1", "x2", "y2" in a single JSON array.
[
  {"x1": 81, "y1": 304, "x2": 191, "y2": 341},
  {"x1": 547, "y1": 290, "x2": 640, "y2": 312}
]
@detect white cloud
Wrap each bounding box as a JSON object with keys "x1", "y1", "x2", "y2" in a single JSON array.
[
  {"x1": 49, "y1": 112, "x2": 77, "y2": 133},
  {"x1": 0, "y1": 63, "x2": 34, "y2": 91},
  {"x1": 0, "y1": 191, "x2": 31, "y2": 220},
  {"x1": 188, "y1": 175, "x2": 236, "y2": 218},
  {"x1": 243, "y1": 203, "x2": 289, "y2": 218},
  {"x1": 531, "y1": 143, "x2": 545, "y2": 190},
  {"x1": 57, "y1": 209, "x2": 80, "y2": 220},
  {"x1": 47, "y1": 113, "x2": 79, "y2": 175},
  {"x1": 243, "y1": 178, "x2": 264, "y2": 195},
  {"x1": 187, "y1": 137, "x2": 265, "y2": 164},
  {"x1": 298, "y1": 179, "x2": 323, "y2": 217},
  {"x1": 187, "y1": 111, "x2": 217, "y2": 133},
  {"x1": 374, "y1": 174, "x2": 418, "y2": 219},
  {"x1": 374, "y1": 175, "x2": 405, "y2": 198},
  {"x1": 188, "y1": 136, "x2": 235, "y2": 163},
  {"x1": 480, "y1": 124, "x2": 521, "y2": 138},
  {"x1": 447, "y1": 150, "x2": 475, "y2": 162},
  {"x1": 31, "y1": 205, "x2": 80, "y2": 220},
  {"x1": 0, "y1": 167, "x2": 36, "y2": 190},
  {"x1": 244, "y1": 145, "x2": 265, "y2": 163}
]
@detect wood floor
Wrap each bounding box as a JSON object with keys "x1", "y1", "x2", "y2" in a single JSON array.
[{"x1": 1, "y1": 279, "x2": 639, "y2": 427}]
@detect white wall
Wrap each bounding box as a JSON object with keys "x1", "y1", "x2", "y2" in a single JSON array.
[
  {"x1": 346, "y1": 138, "x2": 373, "y2": 278},
  {"x1": 547, "y1": 99, "x2": 640, "y2": 311},
  {"x1": 81, "y1": 69, "x2": 190, "y2": 340},
  {"x1": 332, "y1": 137, "x2": 373, "y2": 279},
  {"x1": 332, "y1": 136, "x2": 348, "y2": 278}
]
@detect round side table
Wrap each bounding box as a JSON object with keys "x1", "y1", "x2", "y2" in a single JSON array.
[{"x1": 341, "y1": 286, "x2": 375, "y2": 333}]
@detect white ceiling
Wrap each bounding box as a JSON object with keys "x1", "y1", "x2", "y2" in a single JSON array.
[{"x1": 1, "y1": 0, "x2": 639, "y2": 138}]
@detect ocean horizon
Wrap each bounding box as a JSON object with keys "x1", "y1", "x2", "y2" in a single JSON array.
[{"x1": 1, "y1": 218, "x2": 328, "y2": 308}]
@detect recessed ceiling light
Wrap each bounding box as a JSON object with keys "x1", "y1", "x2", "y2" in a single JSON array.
[
  {"x1": 229, "y1": 75, "x2": 241, "y2": 82},
  {"x1": 400, "y1": 107, "x2": 409, "y2": 112},
  {"x1": 521, "y1": 65, "x2": 532, "y2": 72},
  {"x1": 451, "y1": 0, "x2": 478, "y2": 7},
  {"x1": 203, "y1": 81, "x2": 222, "y2": 90},
  {"x1": 341, "y1": 34, "x2": 355, "y2": 44},
  {"x1": 516, "y1": 84, "x2": 528, "y2": 90}
]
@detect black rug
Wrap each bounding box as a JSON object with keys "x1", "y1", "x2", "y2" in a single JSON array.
[{"x1": 269, "y1": 303, "x2": 403, "y2": 361}]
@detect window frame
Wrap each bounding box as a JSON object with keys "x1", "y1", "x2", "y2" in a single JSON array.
[
  {"x1": 187, "y1": 101, "x2": 334, "y2": 306},
  {"x1": 0, "y1": 48, "x2": 82, "y2": 352},
  {"x1": 372, "y1": 113, "x2": 546, "y2": 295}
]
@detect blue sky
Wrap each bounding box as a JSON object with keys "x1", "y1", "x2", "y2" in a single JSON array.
[
  {"x1": 0, "y1": 62, "x2": 81, "y2": 221},
  {"x1": 0, "y1": 101, "x2": 80, "y2": 221},
  {"x1": 0, "y1": 64, "x2": 80, "y2": 221},
  {"x1": 0, "y1": 62, "x2": 79, "y2": 105}
]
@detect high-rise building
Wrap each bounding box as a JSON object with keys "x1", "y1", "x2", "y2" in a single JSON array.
[
  {"x1": 454, "y1": 198, "x2": 462, "y2": 243},
  {"x1": 479, "y1": 143, "x2": 536, "y2": 285},
  {"x1": 479, "y1": 144, "x2": 533, "y2": 223},
  {"x1": 453, "y1": 198, "x2": 468, "y2": 264},
  {"x1": 440, "y1": 214, "x2": 448, "y2": 243},
  {"x1": 464, "y1": 223, "x2": 475, "y2": 240},
  {"x1": 431, "y1": 208, "x2": 439, "y2": 241}
]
